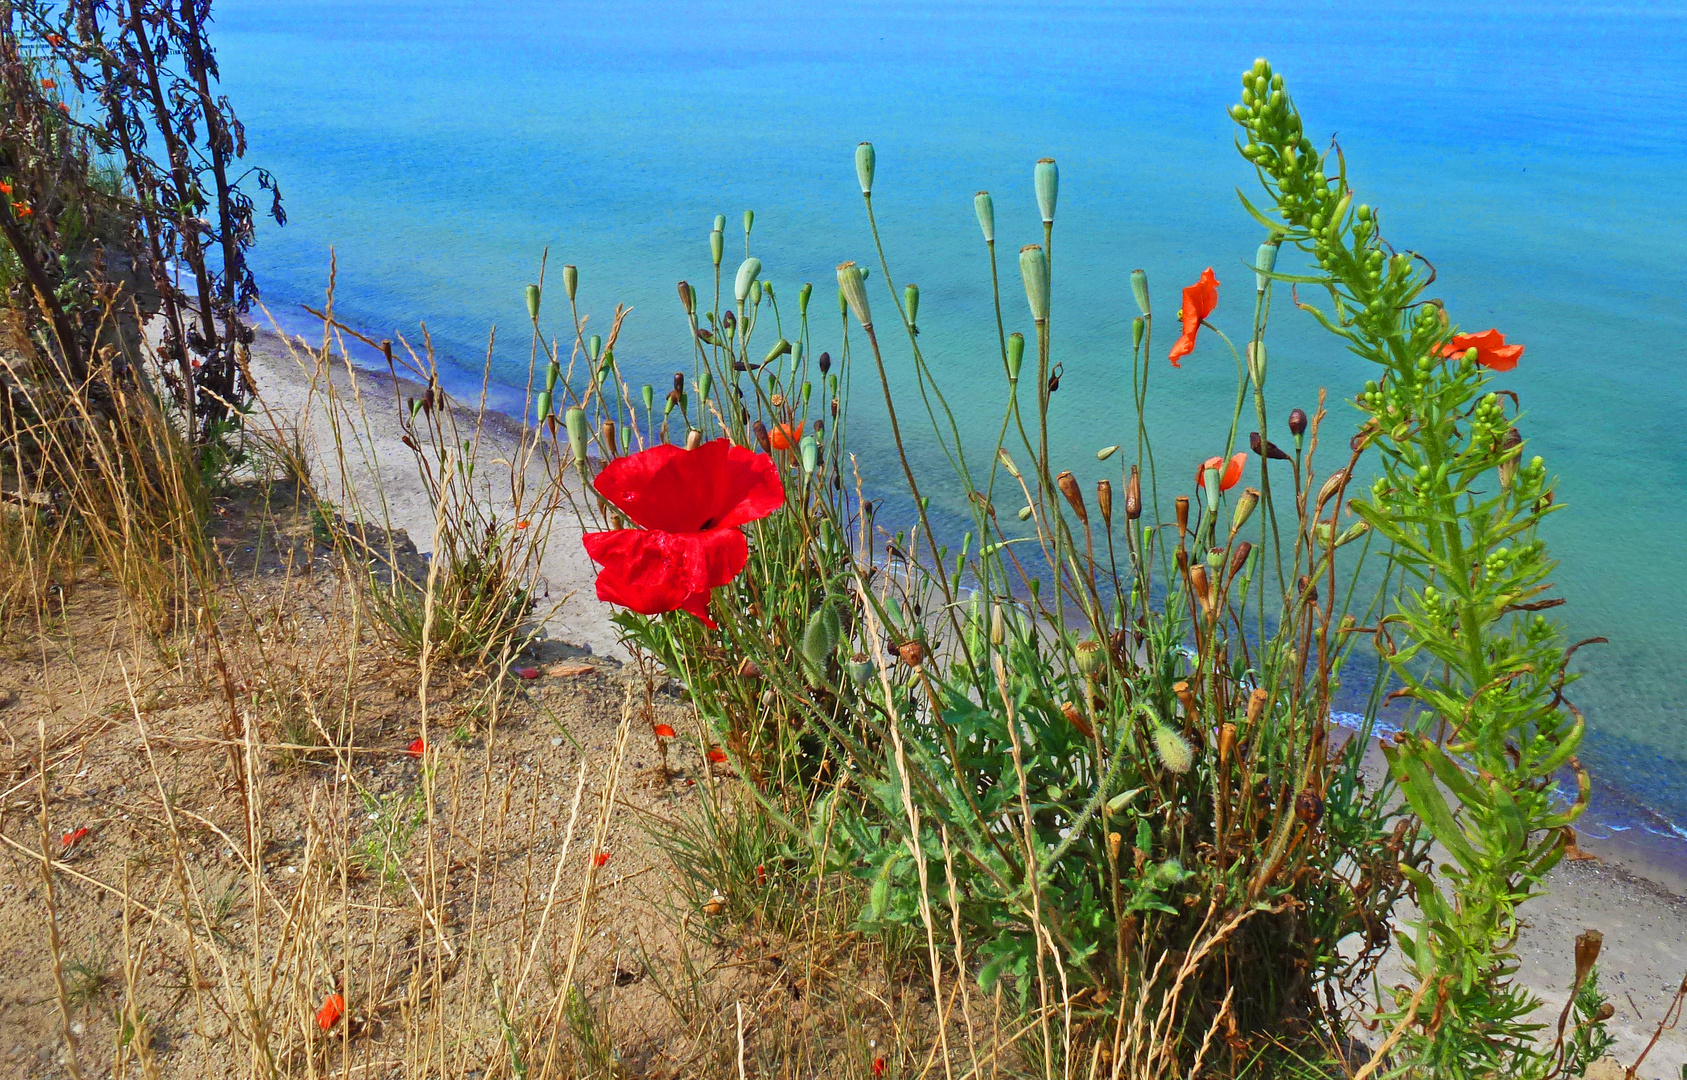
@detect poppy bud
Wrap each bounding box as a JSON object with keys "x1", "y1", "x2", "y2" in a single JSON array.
[
  {"x1": 1019, "y1": 245, "x2": 1049, "y2": 323},
  {"x1": 764, "y1": 339, "x2": 791, "y2": 366},
  {"x1": 1130, "y1": 269, "x2": 1150, "y2": 316},
  {"x1": 673, "y1": 372, "x2": 684, "y2": 392},
  {"x1": 1017, "y1": 505, "x2": 1033, "y2": 521},
  {"x1": 735, "y1": 257, "x2": 762, "y2": 304},
  {"x1": 904, "y1": 283, "x2": 919, "y2": 330},
  {"x1": 1174, "y1": 494, "x2": 1189, "y2": 538},
  {"x1": 1255, "y1": 240, "x2": 1279, "y2": 293},
  {"x1": 600, "y1": 418, "x2": 617, "y2": 457},
  {"x1": 1056, "y1": 470, "x2": 1087, "y2": 524},
  {"x1": 1154, "y1": 725, "x2": 1193, "y2": 774},
  {"x1": 1335, "y1": 521, "x2": 1370, "y2": 548},
  {"x1": 1295, "y1": 789, "x2": 1324, "y2": 825},
  {"x1": 1075, "y1": 638, "x2": 1106, "y2": 677},
  {"x1": 1096, "y1": 479, "x2": 1113, "y2": 525},
  {"x1": 1034, "y1": 158, "x2": 1058, "y2": 224},
  {"x1": 1298, "y1": 575, "x2": 1318, "y2": 605},
  {"x1": 1246, "y1": 341, "x2": 1265, "y2": 386},
  {"x1": 525, "y1": 283, "x2": 541, "y2": 320},
  {"x1": 721, "y1": 310, "x2": 736, "y2": 330},
  {"x1": 535, "y1": 390, "x2": 552, "y2": 423},
  {"x1": 1288, "y1": 407, "x2": 1308, "y2": 438},
  {"x1": 1006, "y1": 332, "x2": 1024, "y2": 382},
  {"x1": 997, "y1": 448, "x2": 1021, "y2": 479},
  {"x1": 665, "y1": 389, "x2": 681, "y2": 414},
  {"x1": 898, "y1": 639, "x2": 926, "y2": 667},
  {"x1": 1315, "y1": 469, "x2": 1349, "y2": 511},
  {"x1": 990, "y1": 603, "x2": 1006, "y2": 645},
  {"x1": 1132, "y1": 316, "x2": 1145, "y2": 351},
  {"x1": 545, "y1": 358, "x2": 561, "y2": 393},
  {"x1": 565, "y1": 407, "x2": 589, "y2": 466},
  {"x1": 1061, "y1": 700, "x2": 1094, "y2": 739},
  {"x1": 752, "y1": 420, "x2": 771, "y2": 452},
  {"x1": 855, "y1": 142, "x2": 875, "y2": 195},
  {"x1": 1249, "y1": 431, "x2": 1289, "y2": 461},
  {"x1": 678, "y1": 280, "x2": 694, "y2": 313},
  {"x1": 1231, "y1": 487, "x2": 1259, "y2": 535},
  {"x1": 749, "y1": 279, "x2": 762, "y2": 306},
  {"x1": 588, "y1": 334, "x2": 603, "y2": 361},
  {"x1": 800, "y1": 435, "x2": 818, "y2": 474},
  {"x1": 847, "y1": 653, "x2": 873, "y2": 686},
  {"x1": 1498, "y1": 427, "x2": 1522, "y2": 490},
  {"x1": 1097, "y1": 444, "x2": 1119, "y2": 461},
  {"x1": 698, "y1": 371, "x2": 713, "y2": 400},
  {"x1": 710, "y1": 228, "x2": 724, "y2": 267},
  {"x1": 695, "y1": 327, "x2": 714, "y2": 344},
  {"x1": 818, "y1": 351, "x2": 832, "y2": 375},
  {"x1": 1126, "y1": 465, "x2": 1142, "y2": 520},
  {"x1": 685, "y1": 428, "x2": 703, "y2": 450},
  {"x1": 563, "y1": 265, "x2": 578, "y2": 302},
  {"x1": 837, "y1": 261, "x2": 872, "y2": 328},
  {"x1": 1227, "y1": 540, "x2": 1253, "y2": 583},
  {"x1": 743, "y1": 209, "x2": 754, "y2": 237},
  {"x1": 974, "y1": 191, "x2": 995, "y2": 243}
]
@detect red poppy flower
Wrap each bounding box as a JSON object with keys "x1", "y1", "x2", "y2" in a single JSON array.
[
  {"x1": 769, "y1": 422, "x2": 803, "y2": 451},
  {"x1": 1196, "y1": 452, "x2": 1246, "y2": 494},
  {"x1": 0, "y1": 182, "x2": 12, "y2": 195},
  {"x1": 592, "y1": 852, "x2": 610, "y2": 868},
  {"x1": 1439, "y1": 328, "x2": 1524, "y2": 373},
  {"x1": 40, "y1": 79, "x2": 55, "y2": 90},
  {"x1": 582, "y1": 439, "x2": 784, "y2": 629},
  {"x1": 407, "y1": 737, "x2": 425, "y2": 758},
  {"x1": 60, "y1": 826, "x2": 89, "y2": 852},
  {"x1": 13, "y1": 203, "x2": 32, "y2": 217},
  {"x1": 46, "y1": 34, "x2": 63, "y2": 46},
  {"x1": 1169, "y1": 268, "x2": 1219, "y2": 367},
  {"x1": 653, "y1": 723, "x2": 676, "y2": 738},
  {"x1": 317, "y1": 993, "x2": 345, "y2": 1031},
  {"x1": 873, "y1": 1057, "x2": 886, "y2": 1078},
  {"x1": 707, "y1": 747, "x2": 727, "y2": 764},
  {"x1": 515, "y1": 519, "x2": 530, "y2": 530}
]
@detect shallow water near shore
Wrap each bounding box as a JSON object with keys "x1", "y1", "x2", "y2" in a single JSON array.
[{"x1": 217, "y1": 1, "x2": 1687, "y2": 863}]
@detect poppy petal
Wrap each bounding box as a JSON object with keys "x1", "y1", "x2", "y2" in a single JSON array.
[
  {"x1": 1169, "y1": 268, "x2": 1218, "y2": 366},
  {"x1": 584, "y1": 528, "x2": 747, "y2": 623},
  {"x1": 1221, "y1": 452, "x2": 1246, "y2": 491},
  {"x1": 591, "y1": 439, "x2": 783, "y2": 533}
]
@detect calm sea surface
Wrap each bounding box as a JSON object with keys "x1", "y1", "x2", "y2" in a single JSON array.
[{"x1": 216, "y1": 1, "x2": 1687, "y2": 848}]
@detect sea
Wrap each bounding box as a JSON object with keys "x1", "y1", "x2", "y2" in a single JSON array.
[{"x1": 215, "y1": 1, "x2": 1687, "y2": 865}]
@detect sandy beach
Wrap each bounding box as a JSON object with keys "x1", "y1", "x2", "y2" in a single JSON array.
[{"x1": 242, "y1": 323, "x2": 1687, "y2": 1076}]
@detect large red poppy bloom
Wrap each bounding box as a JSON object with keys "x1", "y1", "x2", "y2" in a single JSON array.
[
  {"x1": 1169, "y1": 268, "x2": 1219, "y2": 367},
  {"x1": 583, "y1": 439, "x2": 784, "y2": 628},
  {"x1": 1196, "y1": 452, "x2": 1246, "y2": 493},
  {"x1": 1439, "y1": 328, "x2": 1524, "y2": 372}
]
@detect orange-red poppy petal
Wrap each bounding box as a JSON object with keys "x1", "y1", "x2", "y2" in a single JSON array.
[{"x1": 1169, "y1": 268, "x2": 1218, "y2": 367}]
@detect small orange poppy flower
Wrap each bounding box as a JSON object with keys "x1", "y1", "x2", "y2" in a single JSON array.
[
  {"x1": 406, "y1": 737, "x2": 425, "y2": 757},
  {"x1": 873, "y1": 1057, "x2": 886, "y2": 1077},
  {"x1": 514, "y1": 519, "x2": 530, "y2": 530},
  {"x1": 46, "y1": 34, "x2": 63, "y2": 46},
  {"x1": 1169, "y1": 268, "x2": 1219, "y2": 367},
  {"x1": 706, "y1": 747, "x2": 727, "y2": 764},
  {"x1": 768, "y1": 422, "x2": 803, "y2": 452},
  {"x1": 13, "y1": 203, "x2": 32, "y2": 217},
  {"x1": 1438, "y1": 328, "x2": 1523, "y2": 373},
  {"x1": 653, "y1": 723, "x2": 676, "y2": 738},
  {"x1": 55, "y1": 103, "x2": 68, "y2": 114},
  {"x1": 317, "y1": 993, "x2": 345, "y2": 1030},
  {"x1": 0, "y1": 182, "x2": 12, "y2": 195},
  {"x1": 1196, "y1": 453, "x2": 1246, "y2": 494},
  {"x1": 40, "y1": 79, "x2": 55, "y2": 90},
  {"x1": 60, "y1": 826, "x2": 90, "y2": 852},
  {"x1": 592, "y1": 852, "x2": 610, "y2": 868}
]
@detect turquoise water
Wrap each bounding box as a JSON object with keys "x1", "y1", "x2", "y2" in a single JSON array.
[{"x1": 217, "y1": 2, "x2": 1687, "y2": 842}]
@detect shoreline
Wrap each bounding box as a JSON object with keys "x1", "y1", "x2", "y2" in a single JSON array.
[{"x1": 243, "y1": 322, "x2": 1687, "y2": 1073}]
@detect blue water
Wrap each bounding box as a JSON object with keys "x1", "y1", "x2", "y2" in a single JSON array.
[{"x1": 216, "y1": 1, "x2": 1687, "y2": 849}]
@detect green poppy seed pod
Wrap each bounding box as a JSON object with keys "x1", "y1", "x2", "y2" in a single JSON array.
[
  {"x1": 743, "y1": 209, "x2": 754, "y2": 236},
  {"x1": 1034, "y1": 158, "x2": 1058, "y2": 224},
  {"x1": 698, "y1": 371, "x2": 713, "y2": 400},
  {"x1": 677, "y1": 280, "x2": 695, "y2": 313},
  {"x1": 544, "y1": 358, "x2": 560, "y2": 393},
  {"x1": 1231, "y1": 486, "x2": 1259, "y2": 535},
  {"x1": 1336, "y1": 521, "x2": 1370, "y2": 547},
  {"x1": 855, "y1": 142, "x2": 875, "y2": 195},
  {"x1": 535, "y1": 390, "x2": 552, "y2": 422},
  {"x1": 904, "y1": 283, "x2": 919, "y2": 327},
  {"x1": 846, "y1": 653, "x2": 873, "y2": 687},
  {"x1": 1255, "y1": 240, "x2": 1280, "y2": 293},
  {"x1": 563, "y1": 265, "x2": 578, "y2": 302},
  {"x1": 1130, "y1": 269, "x2": 1150, "y2": 316},
  {"x1": 710, "y1": 229, "x2": 724, "y2": 267},
  {"x1": 1203, "y1": 463, "x2": 1222, "y2": 507},
  {"x1": 525, "y1": 283, "x2": 541, "y2": 320},
  {"x1": 800, "y1": 435, "x2": 818, "y2": 474},
  {"x1": 1153, "y1": 725, "x2": 1193, "y2": 774},
  {"x1": 800, "y1": 381, "x2": 812, "y2": 407},
  {"x1": 1097, "y1": 444, "x2": 1119, "y2": 461},
  {"x1": 565, "y1": 407, "x2": 589, "y2": 466},
  {"x1": 764, "y1": 338, "x2": 791, "y2": 365},
  {"x1": 1006, "y1": 333, "x2": 1025, "y2": 382},
  {"x1": 799, "y1": 282, "x2": 812, "y2": 315},
  {"x1": 837, "y1": 262, "x2": 872, "y2": 328},
  {"x1": 588, "y1": 334, "x2": 603, "y2": 362},
  {"x1": 974, "y1": 191, "x2": 995, "y2": 242},
  {"x1": 642, "y1": 385, "x2": 654, "y2": 413},
  {"x1": 1132, "y1": 316, "x2": 1145, "y2": 351},
  {"x1": 1019, "y1": 245, "x2": 1049, "y2": 323},
  {"x1": 735, "y1": 257, "x2": 763, "y2": 304},
  {"x1": 1075, "y1": 638, "x2": 1105, "y2": 677},
  {"x1": 749, "y1": 280, "x2": 762, "y2": 306}
]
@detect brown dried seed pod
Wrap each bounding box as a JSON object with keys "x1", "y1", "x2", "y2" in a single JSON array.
[
  {"x1": 1125, "y1": 465, "x2": 1142, "y2": 520},
  {"x1": 1173, "y1": 680, "x2": 1196, "y2": 719},
  {"x1": 1060, "y1": 701, "x2": 1094, "y2": 739},
  {"x1": 1246, "y1": 687, "x2": 1269, "y2": 726},
  {"x1": 1295, "y1": 788, "x2": 1324, "y2": 825},
  {"x1": 1175, "y1": 495, "x2": 1190, "y2": 538},
  {"x1": 736, "y1": 657, "x2": 762, "y2": 679},
  {"x1": 1056, "y1": 470, "x2": 1087, "y2": 523},
  {"x1": 897, "y1": 639, "x2": 927, "y2": 667},
  {"x1": 1096, "y1": 479, "x2": 1113, "y2": 525}
]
